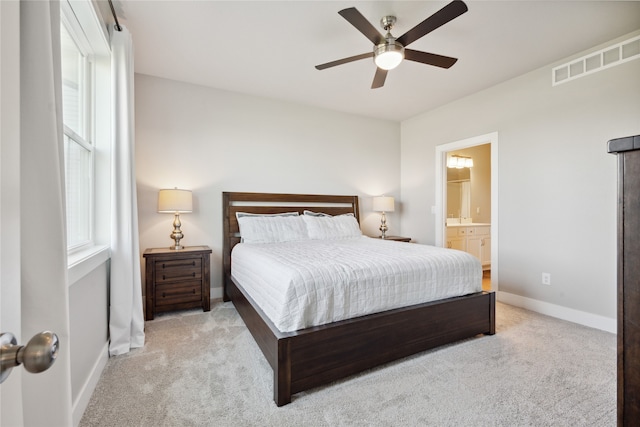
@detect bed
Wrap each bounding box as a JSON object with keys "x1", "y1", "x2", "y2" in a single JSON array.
[{"x1": 222, "y1": 191, "x2": 495, "y2": 406}]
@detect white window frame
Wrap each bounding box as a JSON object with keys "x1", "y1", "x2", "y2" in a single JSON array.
[
  {"x1": 61, "y1": 11, "x2": 95, "y2": 252},
  {"x1": 60, "y1": 0, "x2": 112, "y2": 275}
]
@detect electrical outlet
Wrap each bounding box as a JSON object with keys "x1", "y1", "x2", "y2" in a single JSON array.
[{"x1": 542, "y1": 273, "x2": 551, "y2": 285}]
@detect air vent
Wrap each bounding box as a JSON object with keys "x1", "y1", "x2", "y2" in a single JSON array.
[{"x1": 552, "y1": 35, "x2": 640, "y2": 86}]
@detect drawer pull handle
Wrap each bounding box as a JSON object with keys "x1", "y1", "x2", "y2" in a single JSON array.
[
  {"x1": 161, "y1": 290, "x2": 195, "y2": 298},
  {"x1": 162, "y1": 272, "x2": 196, "y2": 280},
  {"x1": 160, "y1": 260, "x2": 198, "y2": 269}
]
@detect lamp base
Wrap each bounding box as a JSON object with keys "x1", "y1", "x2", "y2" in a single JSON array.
[
  {"x1": 379, "y1": 211, "x2": 388, "y2": 239},
  {"x1": 169, "y1": 212, "x2": 185, "y2": 250}
]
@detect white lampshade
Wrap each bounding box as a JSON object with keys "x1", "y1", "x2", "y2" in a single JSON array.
[
  {"x1": 373, "y1": 196, "x2": 395, "y2": 212},
  {"x1": 158, "y1": 188, "x2": 193, "y2": 213}
]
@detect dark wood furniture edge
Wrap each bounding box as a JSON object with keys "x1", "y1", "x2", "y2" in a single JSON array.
[
  {"x1": 202, "y1": 250, "x2": 211, "y2": 312},
  {"x1": 616, "y1": 150, "x2": 625, "y2": 425},
  {"x1": 144, "y1": 254, "x2": 155, "y2": 320},
  {"x1": 222, "y1": 191, "x2": 495, "y2": 406},
  {"x1": 609, "y1": 138, "x2": 640, "y2": 425},
  {"x1": 378, "y1": 235, "x2": 412, "y2": 242},
  {"x1": 607, "y1": 135, "x2": 640, "y2": 154}
]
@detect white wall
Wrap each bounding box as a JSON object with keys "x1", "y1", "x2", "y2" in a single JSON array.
[
  {"x1": 401, "y1": 31, "x2": 640, "y2": 324},
  {"x1": 135, "y1": 74, "x2": 401, "y2": 298},
  {"x1": 69, "y1": 262, "x2": 109, "y2": 425}
]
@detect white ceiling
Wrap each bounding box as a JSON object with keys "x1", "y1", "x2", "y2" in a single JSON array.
[{"x1": 110, "y1": 1, "x2": 640, "y2": 122}]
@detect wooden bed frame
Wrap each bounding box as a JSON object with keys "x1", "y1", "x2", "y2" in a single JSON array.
[{"x1": 222, "y1": 191, "x2": 495, "y2": 406}]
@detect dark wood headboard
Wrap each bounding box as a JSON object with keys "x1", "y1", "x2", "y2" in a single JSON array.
[{"x1": 221, "y1": 192, "x2": 360, "y2": 301}]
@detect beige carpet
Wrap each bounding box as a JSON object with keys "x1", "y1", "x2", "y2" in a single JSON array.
[{"x1": 80, "y1": 301, "x2": 616, "y2": 426}]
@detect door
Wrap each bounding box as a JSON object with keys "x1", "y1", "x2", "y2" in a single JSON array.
[
  {"x1": 435, "y1": 132, "x2": 499, "y2": 292},
  {"x1": 1, "y1": 1, "x2": 25, "y2": 424}
]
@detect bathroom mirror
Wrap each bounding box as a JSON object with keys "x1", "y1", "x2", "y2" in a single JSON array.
[{"x1": 447, "y1": 168, "x2": 471, "y2": 219}]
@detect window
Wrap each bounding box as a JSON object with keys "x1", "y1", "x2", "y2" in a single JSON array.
[
  {"x1": 61, "y1": 21, "x2": 93, "y2": 249},
  {"x1": 60, "y1": 0, "x2": 111, "y2": 257}
]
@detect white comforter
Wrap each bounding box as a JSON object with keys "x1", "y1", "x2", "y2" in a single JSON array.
[{"x1": 231, "y1": 236, "x2": 482, "y2": 332}]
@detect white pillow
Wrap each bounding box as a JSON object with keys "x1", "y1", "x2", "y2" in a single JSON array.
[
  {"x1": 303, "y1": 210, "x2": 332, "y2": 217},
  {"x1": 302, "y1": 214, "x2": 362, "y2": 240},
  {"x1": 236, "y1": 211, "x2": 299, "y2": 218},
  {"x1": 237, "y1": 213, "x2": 308, "y2": 244}
]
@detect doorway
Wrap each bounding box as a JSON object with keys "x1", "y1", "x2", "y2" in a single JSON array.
[{"x1": 435, "y1": 132, "x2": 499, "y2": 292}]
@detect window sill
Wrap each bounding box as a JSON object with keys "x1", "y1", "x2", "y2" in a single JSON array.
[{"x1": 68, "y1": 245, "x2": 110, "y2": 286}]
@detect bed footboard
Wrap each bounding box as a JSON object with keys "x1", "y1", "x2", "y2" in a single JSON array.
[{"x1": 229, "y1": 276, "x2": 495, "y2": 406}]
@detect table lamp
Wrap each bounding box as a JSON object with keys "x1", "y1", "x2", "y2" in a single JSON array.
[
  {"x1": 373, "y1": 196, "x2": 395, "y2": 239},
  {"x1": 158, "y1": 188, "x2": 192, "y2": 250}
]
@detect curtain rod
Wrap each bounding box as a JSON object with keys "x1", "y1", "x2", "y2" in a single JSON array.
[{"x1": 108, "y1": 0, "x2": 122, "y2": 32}]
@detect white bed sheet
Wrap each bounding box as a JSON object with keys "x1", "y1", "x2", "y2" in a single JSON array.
[{"x1": 231, "y1": 236, "x2": 482, "y2": 332}]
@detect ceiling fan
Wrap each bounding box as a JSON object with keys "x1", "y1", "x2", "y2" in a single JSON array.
[{"x1": 315, "y1": 0, "x2": 468, "y2": 89}]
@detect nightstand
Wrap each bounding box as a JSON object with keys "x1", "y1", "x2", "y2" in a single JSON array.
[
  {"x1": 378, "y1": 236, "x2": 412, "y2": 242},
  {"x1": 143, "y1": 246, "x2": 212, "y2": 320}
]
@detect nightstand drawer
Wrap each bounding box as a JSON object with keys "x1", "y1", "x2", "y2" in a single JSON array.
[
  {"x1": 155, "y1": 281, "x2": 202, "y2": 306},
  {"x1": 155, "y1": 258, "x2": 202, "y2": 283}
]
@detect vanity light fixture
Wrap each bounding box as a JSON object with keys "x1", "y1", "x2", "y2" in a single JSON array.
[
  {"x1": 158, "y1": 188, "x2": 193, "y2": 250},
  {"x1": 447, "y1": 155, "x2": 473, "y2": 169},
  {"x1": 373, "y1": 196, "x2": 395, "y2": 239}
]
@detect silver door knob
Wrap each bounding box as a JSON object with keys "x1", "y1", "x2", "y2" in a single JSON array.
[{"x1": 0, "y1": 331, "x2": 59, "y2": 384}]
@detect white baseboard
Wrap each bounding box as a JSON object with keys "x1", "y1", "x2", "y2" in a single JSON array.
[
  {"x1": 497, "y1": 291, "x2": 617, "y2": 334},
  {"x1": 72, "y1": 342, "x2": 109, "y2": 427}
]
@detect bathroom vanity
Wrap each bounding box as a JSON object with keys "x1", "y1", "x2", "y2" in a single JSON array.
[{"x1": 445, "y1": 219, "x2": 491, "y2": 270}]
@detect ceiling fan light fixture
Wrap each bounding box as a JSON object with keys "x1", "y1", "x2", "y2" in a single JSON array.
[
  {"x1": 316, "y1": 3, "x2": 468, "y2": 88},
  {"x1": 374, "y1": 41, "x2": 404, "y2": 70}
]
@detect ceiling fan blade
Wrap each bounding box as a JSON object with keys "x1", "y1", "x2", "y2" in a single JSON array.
[
  {"x1": 339, "y1": 7, "x2": 384, "y2": 45},
  {"x1": 371, "y1": 68, "x2": 388, "y2": 89},
  {"x1": 315, "y1": 52, "x2": 373, "y2": 70},
  {"x1": 396, "y1": 0, "x2": 468, "y2": 47},
  {"x1": 404, "y1": 49, "x2": 458, "y2": 68}
]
